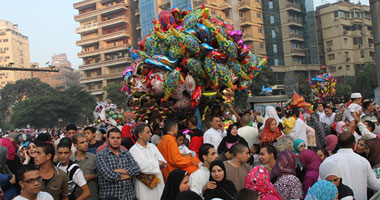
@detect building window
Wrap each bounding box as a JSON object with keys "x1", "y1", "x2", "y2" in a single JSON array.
[
  {"x1": 274, "y1": 59, "x2": 279, "y2": 65},
  {"x1": 269, "y1": 1, "x2": 273, "y2": 9},
  {"x1": 211, "y1": 10, "x2": 216, "y2": 15},
  {"x1": 369, "y1": 38, "x2": 373, "y2": 47},
  {"x1": 260, "y1": 43, "x2": 264, "y2": 48},
  {"x1": 273, "y1": 44, "x2": 277, "y2": 53},
  {"x1": 328, "y1": 54, "x2": 335, "y2": 60},
  {"x1": 370, "y1": 51, "x2": 374, "y2": 58},
  {"x1": 3, "y1": 39, "x2": 8, "y2": 42},
  {"x1": 257, "y1": 12, "x2": 261, "y2": 18},
  {"x1": 240, "y1": 12, "x2": 243, "y2": 18},
  {"x1": 338, "y1": 66, "x2": 342, "y2": 70},
  {"x1": 344, "y1": 38, "x2": 348, "y2": 43},
  {"x1": 270, "y1": 16, "x2": 274, "y2": 24},
  {"x1": 353, "y1": 37, "x2": 363, "y2": 45},
  {"x1": 326, "y1": 40, "x2": 333, "y2": 46},
  {"x1": 271, "y1": 30, "x2": 276, "y2": 38},
  {"x1": 345, "y1": 52, "x2": 349, "y2": 58},
  {"x1": 293, "y1": 57, "x2": 300, "y2": 63},
  {"x1": 361, "y1": 50, "x2": 365, "y2": 58},
  {"x1": 291, "y1": 43, "x2": 297, "y2": 48},
  {"x1": 330, "y1": 66, "x2": 336, "y2": 73},
  {"x1": 258, "y1": 28, "x2": 262, "y2": 33},
  {"x1": 346, "y1": 65, "x2": 350, "y2": 71}
]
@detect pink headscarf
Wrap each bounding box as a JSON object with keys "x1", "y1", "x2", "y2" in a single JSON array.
[
  {"x1": 245, "y1": 166, "x2": 283, "y2": 200},
  {"x1": 335, "y1": 121, "x2": 346, "y2": 134},
  {"x1": 325, "y1": 135, "x2": 338, "y2": 152},
  {"x1": 0, "y1": 138, "x2": 16, "y2": 160}
]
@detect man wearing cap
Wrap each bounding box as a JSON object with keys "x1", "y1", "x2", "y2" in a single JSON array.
[{"x1": 343, "y1": 93, "x2": 362, "y2": 134}]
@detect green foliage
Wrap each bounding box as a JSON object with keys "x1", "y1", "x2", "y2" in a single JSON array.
[
  {"x1": 250, "y1": 66, "x2": 276, "y2": 96},
  {"x1": 335, "y1": 82, "x2": 352, "y2": 101},
  {"x1": 350, "y1": 62, "x2": 378, "y2": 98},
  {"x1": 0, "y1": 79, "x2": 96, "y2": 128},
  {"x1": 105, "y1": 82, "x2": 128, "y2": 110},
  {"x1": 298, "y1": 75, "x2": 312, "y2": 102}
]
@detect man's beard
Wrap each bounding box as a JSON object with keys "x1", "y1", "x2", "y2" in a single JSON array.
[{"x1": 109, "y1": 144, "x2": 120, "y2": 150}]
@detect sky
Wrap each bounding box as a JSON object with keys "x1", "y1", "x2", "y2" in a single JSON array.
[{"x1": 0, "y1": 0, "x2": 370, "y2": 69}]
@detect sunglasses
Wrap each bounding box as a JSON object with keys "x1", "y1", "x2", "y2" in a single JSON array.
[{"x1": 23, "y1": 176, "x2": 42, "y2": 184}]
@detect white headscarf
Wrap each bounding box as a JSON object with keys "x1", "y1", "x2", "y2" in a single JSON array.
[
  {"x1": 263, "y1": 106, "x2": 281, "y2": 125},
  {"x1": 319, "y1": 160, "x2": 341, "y2": 180}
]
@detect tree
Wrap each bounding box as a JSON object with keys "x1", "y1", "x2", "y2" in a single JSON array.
[
  {"x1": 335, "y1": 82, "x2": 351, "y2": 102},
  {"x1": 62, "y1": 86, "x2": 96, "y2": 125},
  {"x1": 104, "y1": 82, "x2": 128, "y2": 110},
  {"x1": 350, "y1": 62, "x2": 377, "y2": 98},
  {"x1": 298, "y1": 74, "x2": 312, "y2": 102},
  {"x1": 249, "y1": 66, "x2": 276, "y2": 96},
  {"x1": 0, "y1": 79, "x2": 55, "y2": 125}
]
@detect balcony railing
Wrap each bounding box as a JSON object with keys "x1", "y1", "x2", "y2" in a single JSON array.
[
  {"x1": 98, "y1": 16, "x2": 127, "y2": 28},
  {"x1": 75, "y1": 3, "x2": 127, "y2": 22},
  {"x1": 76, "y1": 36, "x2": 99, "y2": 46},
  {"x1": 287, "y1": 19, "x2": 303, "y2": 26},
  {"x1": 74, "y1": 0, "x2": 98, "y2": 9},
  {"x1": 290, "y1": 48, "x2": 305, "y2": 54},
  {"x1": 286, "y1": 3, "x2": 301, "y2": 11},
  {"x1": 75, "y1": 23, "x2": 98, "y2": 34},
  {"x1": 289, "y1": 33, "x2": 304, "y2": 39},
  {"x1": 101, "y1": 30, "x2": 130, "y2": 41}
]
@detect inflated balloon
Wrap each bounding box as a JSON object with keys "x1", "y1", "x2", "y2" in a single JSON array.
[
  {"x1": 215, "y1": 28, "x2": 238, "y2": 59},
  {"x1": 191, "y1": 85, "x2": 202, "y2": 109},
  {"x1": 204, "y1": 56, "x2": 218, "y2": 87},
  {"x1": 215, "y1": 62, "x2": 234, "y2": 89},
  {"x1": 309, "y1": 72, "x2": 337, "y2": 100},
  {"x1": 228, "y1": 61, "x2": 251, "y2": 80},
  {"x1": 174, "y1": 96, "x2": 190, "y2": 109},
  {"x1": 129, "y1": 47, "x2": 139, "y2": 61},
  {"x1": 170, "y1": 27, "x2": 201, "y2": 54},
  {"x1": 155, "y1": 31, "x2": 178, "y2": 47},
  {"x1": 182, "y1": 7, "x2": 208, "y2": 30},
  {"x1": 185, "y1": 74, "x2": 196, "y2": 95},
  {"x1": 181, "y1": 58, "x2": 207, "y2": 79},
  {"x1": 171, "y1": 82, "x2": 185, "y2": 100},
  {"x1": 152, "y1": 55, "x2": 178, "y2": 67},
  {"x1": 196, "y1": 23, "x2": 211, "y2": 43},
  {"x1": 150, "y1": 72, "x2": 165, "y2": 95},
  {"x1": 200, "y1": 43, "x2": 214, "y2": 54},
  {"x1": 145, "y1": 58, "x2": 173, "y2": 72},
  {"x1": 162, "y1": 67, "x2": 184, "y2": 102},
  {"x1": 228, "y1": 30, "x2": 243, "y2": 43},
  {"x1": 144, "y1": 33, "x2": 160, "y2": 56},
  {"x1": 159, "y1": 10, "x2": 176, "y2": 30},
  {"x1": 93, "y1": 102, "x2": 125, "y2": 128}
]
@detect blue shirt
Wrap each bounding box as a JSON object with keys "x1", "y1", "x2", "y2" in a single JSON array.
[{"x1": 96, "y1": 147, "x2": 140, "y2": 200}]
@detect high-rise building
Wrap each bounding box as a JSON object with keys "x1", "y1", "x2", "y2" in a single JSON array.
[
  {"x1": 31, "y1": 54, "x2": 80, "y2": 89},
  {"x1": 0, "y1": 19, "x2": 31, "y2": 89},
  {"x1": 316, "y1": 1, "x2": 374, "y2": 77},
  {"x1": 262, "y1": 0, "x2": 320, "y2": 83},
  {"x1": 132, "y1": 0, "x2": 266, "y2": 57},
  {"x1": 74, "y1": 0, "x2": 132, "y2": 101}
]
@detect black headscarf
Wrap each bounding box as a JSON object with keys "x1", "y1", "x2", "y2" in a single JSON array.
[
  {"x1": 307, "y1": 112, "x2": 328, "y2": 148},
  {"x1": 217, "y1": 124, "x2": 248, "y2": 155},
  {"x1": 204, "y1": 160, "x2": 237, "y2": 200},
  {"x1": 161, "y1": 169, "x2": 188, "y2": 200}
]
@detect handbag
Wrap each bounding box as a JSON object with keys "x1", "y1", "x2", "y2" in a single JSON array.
[{"x1": 137, "y1": 173, "x2": 160, "y2": 189}]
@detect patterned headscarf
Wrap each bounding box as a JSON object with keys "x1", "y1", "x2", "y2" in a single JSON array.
[
  {"x1": 245, "y1": 166, "x2": 282, "y2": 200},
  {"x1": 305, "y1": 180, "x2": 338, "y2": 200}
]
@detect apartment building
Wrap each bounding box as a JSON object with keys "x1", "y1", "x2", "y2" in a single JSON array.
[
  {"x1": 74, "y1": 0, "x2": 132, "y2": 100},
  {"x1": 261, "y1": 0, "x2": 320, "y2": 83},
  {"x1": 0, "y1": 19, "x2": 31, "y2": 89},
  {"x1": 31, "y1": 54, "x2": 80, "y2": 89},
  {"x1": 316, "y1": 1, "x2": 374, "y2": 77}
]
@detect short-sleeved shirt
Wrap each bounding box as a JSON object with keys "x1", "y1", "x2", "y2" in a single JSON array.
[
  {"x1": 40, "y1": 167, "x2": 69, "y2": 200},
  {"x1": 87, "y1": 140, "x2": 103, "y2": 154},
  {"x1": 70, "y1": 152, "x2": 98, "y2": 200},
  {"x1": 14, "y1": 192, "x2": 53, "y2": 200},
  {"x1": 57, "y1": 164, "x2": 87, "y2": 195},
  {"x1": 344, "y1": 103, "x2": 362, "y2": 122}
]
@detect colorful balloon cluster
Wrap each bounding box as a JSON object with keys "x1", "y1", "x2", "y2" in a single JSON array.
[
  {"x1": 93, "y1": 102, "x2": 125, "y2": 128},
  {"x1": 121, "y1": 6, "x2": 267, "y2": 122},
  {"x1": 308, "y1": 73, "x2": 337, "y2": 100}
]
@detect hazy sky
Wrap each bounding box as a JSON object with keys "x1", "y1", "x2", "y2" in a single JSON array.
[{"x1": 0, "y1": 0, "x2": 370, "y2": 69}]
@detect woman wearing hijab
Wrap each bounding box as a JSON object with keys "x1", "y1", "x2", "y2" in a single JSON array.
[
  {"x1": 260, "y1": 118, "x2": 284, "y2": 146},
  {"x1": 319, "y1": 160, "x2": 354, "y2": 200},
  {"x1": 305, "y1": 180, "x2": 338, "y2": 200},
  {"x1": 306, "y1": 113, "x2": 328, "y2": 148},
  {"x1": 0, "y1": 138, "x2": 20, "y2": 175},
  {"x1": 325, "y1": 135, "x2": 338, "y2": 155},
  {"x1": 161, "y1": 169, "x2": 190, "y2": 200},
  {"x1": 365, "y1": 138, "x2": 380, "y2": 178},
  {"x1": 270, "y1": 150, "x2": 303, "y2": 200},
  {"x1": 263, "y1": 107, "x2": 282, "y2": 129},
  {"x1": 203, "y1": 160, "x2": 237, "y2": 200},
  {"x1": 245, "y1": 166, "x2": 282, "y2": 200},
  {"x1": 0, "y1": 146, "x2": 18, "y2": 200},
  {"x1": 293, "y1": 139, "x2": 306, "y2": 154},
  {"x1": 299, "y1": 149, "x2": 322, "y2": 196},
  {"x1": 218, "y1": 123, "x2": 248, "y2": 155}
]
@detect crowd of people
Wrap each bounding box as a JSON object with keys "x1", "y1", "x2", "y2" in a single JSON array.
[{"x1": 1, "y1": 92, "x2": 380, "y2": 200}]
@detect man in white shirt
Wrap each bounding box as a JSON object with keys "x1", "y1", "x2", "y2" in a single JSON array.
[
  {"x1": 203, "y1": 116, "x2": 224, "y2": 151},
  {"x1": 321, "y1": 132, "x2": 380, "y2": 200},
  {"x1": 129, "y1": 123, "x2": 167, "y2": 200},
  {"x1": 316, "y1": 103, "x2": 325, "y2": 116},
  {"x1": 189, "y1": 143, "x2": 218, "y2": 197},
  {"x1": 56, "y1": 140, "x2": 90, "y2": 200},
  {"x1": 15, "y1": 164, "x2": 53, "y2": 200},
  {"x1": 319, "y1": 106, "x2": 336, "y2": 126},
  {"x1": 289, "y1": 108, "x2": 308, "y2": 146},
  {"x1": 238, "y1": 115, "x2": 259, "y2": 149}
]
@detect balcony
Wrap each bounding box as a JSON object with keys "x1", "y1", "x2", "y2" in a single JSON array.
[
  {"x1": 220, "y1": 2, "x2": 232, "y2": 11},
  {"x1": 136, "y1": 22, "x2": 141, "y2": 30},
  {"x1": 288, "y1": 33, "x2": 304, "y2": 41},
  {"x1": 79, "y1": 62, "x2": 101, "y2": 70},
  {"x1": 78, "y1": 48, "x2": 101, "y2": 58},
  {"x1": 240, "y1": 17, "x2": 254, "y2": 27},
  {"x1": 103, "y1": 44, "x2": 129, "y2": 53},
  {"x1": 75, "y1": 3, "x2": 127, "y2": 22},
  {"x1": 285, "y1": 3, "x2": 301, "y2": 12},
  {"x1": 75, "y1": 23, "x2": 98, "y2": 34},
  {"x1": 239, "y1": 1, "x2": 254, "y2": 11},
  {"x1": 101, "y1": 30, "x2": 130, "y2": 41},
  {"x1": 74, "y1": 0, "x2": 98, "y2": 9},
  {"x1": 76, "y1": 36, "x2": 99, "y2": 46},
  {"x1": 290, "y1": 48, "x2": 305, "y2": 56},
  {"x1": 80, "y1": 76, "x2": 104, "y2": 84},
  {"x1": 243, "y1": 34, "x2": 254, "y2": 42},
  {"x1": 104, "y1": 72, "x2": 123, "y2": 80},
  {"x1": 287, "y1": 19, "x2": 303, "y2": 27},
  {"x1": 135, "y1": 9, "x2": 140, "y2": 16},
  {"x1": 98, "y1": 16, "x2": 127, "y2": 28}
]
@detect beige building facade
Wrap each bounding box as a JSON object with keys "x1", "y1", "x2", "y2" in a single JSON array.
[
  {"x1": 316, "y1": 1, "x2": 374, "y2": 77},
  {"x1": 0, "y1": 19, "x2": 31, "y2": 89},
  {"x1": 74, "y1": 0, "x2": 132, "y2": 100},
  {"x1": 31, "y1": 54, "x2": 80, "y2": 89}
]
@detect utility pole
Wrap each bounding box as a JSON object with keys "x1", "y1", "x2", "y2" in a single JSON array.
[{"x1": 370, "y1": 0, "x2": 380, "y2": 103}]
